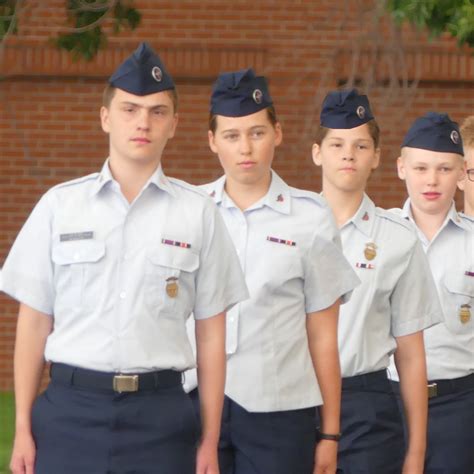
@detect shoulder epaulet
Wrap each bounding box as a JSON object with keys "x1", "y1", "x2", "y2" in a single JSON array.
[
  {"x1": 50, "y1": 172, "x2": 99, "y2": 191},
  {"x1": 376, "y1": 207, "x2": 414, "y2": 232},
  {"x1": 289, "y1": 187, "x2": 326, "y2": 207},
  {"x1": 167, "y1": 177, "x2": 210, "y2": 198}
]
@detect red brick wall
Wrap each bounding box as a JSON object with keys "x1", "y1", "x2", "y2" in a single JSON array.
[{"x1": 0, "y1": 0, "x2": 473, "y2": 389}]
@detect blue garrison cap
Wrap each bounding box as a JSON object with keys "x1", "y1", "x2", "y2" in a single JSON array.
[
  {"x1": 210, "y1": 68, "x2": 272, "y2": 117},
  {"x1": 108, "y1": 42, "x2": 175, "y2": 95},
  {"x1": 402, "y1": 112, "x2": 464, "y2": 155},
  {"x1": 320, "y1": 89, "x2": 374, "y2": 129}
]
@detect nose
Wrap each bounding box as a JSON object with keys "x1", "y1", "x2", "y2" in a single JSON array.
[
  {"x1": 239, "y1": 135, "x2": 252, "y2": 155},
  {"x1": 137, "y1": 109, "x2": 151, "y2": 131},
  {"x1": 342, "y1": 144, "x2": 355, "y2": 161},
  {"x1": 426, "y1": 168, "x2": 439, "y2": 186}
]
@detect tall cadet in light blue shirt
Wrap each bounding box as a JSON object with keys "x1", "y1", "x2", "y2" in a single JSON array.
[
  {"x1": 187, "y1": 69, "x2": 359, "y2": 474},
  {"x1": 390, "y1": 112, "x2": 474, "y2": 473},
  {"x1": 2, "y1": 43, "x2": 248, "y2": 474},
  {"x1": 312, "y1": 90, "x2": 442, "y2": 474}
]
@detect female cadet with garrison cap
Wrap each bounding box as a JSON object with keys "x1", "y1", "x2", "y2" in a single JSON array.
[
  {"x1": 186, "y1": 69, "x2": 359, "y2": 474},
  {"x1": 389, "y1": 112, "x2": 474, "y2": 473},
  {"x1": 311, "y1": 89, "x2": 442, "y2": 474},
  {"x1": 2, "y1": 42, "x2": 248, "y2": 474}
]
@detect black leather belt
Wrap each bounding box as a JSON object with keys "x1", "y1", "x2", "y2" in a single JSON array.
[
  {"x1": 342, "y1": 369, "x2": 387, "y2": 390},
  {"x1": 50, "y1": 363, "x2": 182, "y2": 393},
  {"x1": 427, "y1": 373, "x2": 474, "y2": 399}
]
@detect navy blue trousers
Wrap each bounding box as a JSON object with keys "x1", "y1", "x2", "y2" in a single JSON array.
[
  {"x1": 335, "y1": 371, "x2": 404, "y2": 474},
  {"x1": 32, "y1": 379, "x2": 199, "y2": 474},
  {"x1": 393, "y1": 380, "x2": 474, "y2": 474},
  {"x1": 190, "y1": 389, "x2": 316, "y2": 474}
]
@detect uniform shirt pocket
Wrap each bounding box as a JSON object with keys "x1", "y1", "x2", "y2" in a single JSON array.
[
  {"x1": 443, "y1": 273, "x2": 474, "y2": 334},
  {"x1": 145, "y1": 247, "x2": 199, "y2": 317},
  {"x1": 52, "y1": 240, "x2": 106, "y2": 308}
]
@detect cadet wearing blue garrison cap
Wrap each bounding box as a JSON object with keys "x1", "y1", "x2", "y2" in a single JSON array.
[
  {"x1": 389, "y1": 111, "x2": 474, "y2": 473},
  {"x1": 184, "y1": 69, "x2": 360, "y2": 474},
  {"x1": 2, "y1": 42, "x2": 248, "y2": 474},
  {"x1": 312, "y1": 89, "x2": 442, "y2": 473}
]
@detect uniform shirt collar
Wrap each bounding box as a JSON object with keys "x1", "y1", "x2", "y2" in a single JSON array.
[
  {"x1": 344, "y1": 193, "x2": 376, "y2": 238},
  {"x1": 402, "y1": 198, "x2": 468, "y2": 232},
  {"x1": 91, "y1": 159, "x2": 176, "y2": 198},
  {"x1": 207, "y1": 170, "x2": 291, "y2": 214},
  {"x1": 262, "y1": 170, "x2": 291, "y2": 214}
]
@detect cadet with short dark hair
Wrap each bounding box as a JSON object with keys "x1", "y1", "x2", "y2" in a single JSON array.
[
  {"x1": 3, "y1": 42, "x2": 248, "y2": 474},
  {"x1": 312, "y1": 90, "x2": 442, "y2": 474}
]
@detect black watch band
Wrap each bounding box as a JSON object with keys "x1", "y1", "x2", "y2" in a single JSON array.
[{"x1": 316, "y1": 428, "x2": 341, "y2": 442}]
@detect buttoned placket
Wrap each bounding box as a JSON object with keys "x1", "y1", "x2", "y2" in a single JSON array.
[
  {"x1": 109, "y1": 181, "x2": 150, "y2": 372},
  {"x1": 227, "y1": 206, "x2": 248, "y2": 354}
]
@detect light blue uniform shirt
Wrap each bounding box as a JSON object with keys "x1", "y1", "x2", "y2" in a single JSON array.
[
  {"x1": 389, "y1": 200, "x2": 474, "y2": 381},
  {"x1": 337, "y1": 194, "x2": 442, "y2": 378},
  {"x1": 1, "y1": 161, "x2": 248, "y2": 373},
  {"x1": 186, "y1": 171, "x2": 359, "y2": 412}
]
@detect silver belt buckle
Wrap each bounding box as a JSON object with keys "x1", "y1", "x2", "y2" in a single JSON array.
[
  {"x1": 427, "y1": 383, "x2": 438, "y2": 399},
  {"x1": 113, "y1": 375, "x2": 139, "y2": 393}
]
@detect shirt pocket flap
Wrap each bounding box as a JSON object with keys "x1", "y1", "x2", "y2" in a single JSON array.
[
  {"x1": 444, "y1": 273, "x2": 474, "y2": 298},
  {"x1": 148, "y1": 247, "x2": 199, "y2": 273},
  {"x1": 52, "y1": 240, "x2": 106, "y2": 265}
]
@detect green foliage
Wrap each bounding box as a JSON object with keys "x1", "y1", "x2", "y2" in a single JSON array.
[
  {"x1": 387, "y1": 0, "x2": 474, "y2": 48},
  {"x1": 55, "y1": 0, "x2": 141, "y2": 61},
  {"x1": 0, "y1": 392, "x2": 14, "y2": 473},
  {"x1": 0, "y1": 0, "x2": 17, "y2": 39}
]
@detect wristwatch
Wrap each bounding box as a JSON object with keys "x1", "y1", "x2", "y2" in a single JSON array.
[{"x1": 316, "y1": 428, "x2": 341, "y2": 442}]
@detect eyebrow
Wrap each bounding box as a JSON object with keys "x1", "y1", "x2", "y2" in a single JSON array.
[
  {"x1": 327, "y1": 136, "x2": 372, "y2": 143},
  {"x1": 220, "y1": 125, "x2": 267, "y2": 134},
  {"x1": 120, "y1": 101, "x2": 170, "y2": 110}
]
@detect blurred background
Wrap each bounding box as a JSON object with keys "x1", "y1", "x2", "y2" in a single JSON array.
[{"x1": 0, "y1": 1, "x2": 473, "y2": 470}]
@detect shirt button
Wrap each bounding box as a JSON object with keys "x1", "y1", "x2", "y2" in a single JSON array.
[
  {"x1": 229, "y1": 316, "x2": 234, "y2": 323},
  {"x1": 73, "y1": 253, "x2": 80, "y2": 261},
  {"x1": 119, "y1": 291, "x2": 126, "y2": 299}
]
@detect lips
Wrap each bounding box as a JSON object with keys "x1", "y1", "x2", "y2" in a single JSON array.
[
  {"x1": 239, "y1": 161, "x2": 256, "y2": 169},
  {"x1": 131, "y1": 137, "x2": 151, "y2": 144},
  {"x1": 422, "y1": 192, "x2": 441, "y2": 200}
]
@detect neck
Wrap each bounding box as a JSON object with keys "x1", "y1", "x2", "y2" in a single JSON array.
[
  {"x1": 224, "y1": 172, "x2": 272, "y2": 211},
  {"x1": 108, "y1": 155, "x2": 160, "y2": 203},
  {"x1": 322, "y1": 185, "x2": 365, "y2": 228},
  {"x1": 464, "y1": 201, "x2": 474, "y2": 217},
  {"x1": 409, "y1": 203, "x2": 451, "y2": 241}
]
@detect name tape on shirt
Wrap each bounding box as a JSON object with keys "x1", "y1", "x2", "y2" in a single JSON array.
[
  {"x1": 465, "y1": 271, "x2": 474, "y2": 277},
  {"x1": 356, "y1": 262, "x2": 375, "y2": 269},
  {"x1": 60, "y1": 231, "x2": 94, "y2": 242}
]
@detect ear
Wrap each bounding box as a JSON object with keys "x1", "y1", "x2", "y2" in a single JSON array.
[
  {"x1": 274, "y1": 122, "x2": 283, "y2": 147},
  {"x1": 372, "y1": 147, "x2": 381, "y2": 170},
  {"x1": 100, "y1": 106, "x2": 110, "y2": 134},
  {"x1": 168, "y1": 113, "x2": 179, "y2": 139},
  {"x1": 312, "y1": 143, "x2": 322, "y2": 166},
  {"x1": 457, "y1": 161, "x2": 467, "y2": 190},
  {"x1": 208, "y1": 130, "x2": 218, "y2": 154},
  {"x1": 397, "y1": 156, "x2": 406, "y2": 180}
]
